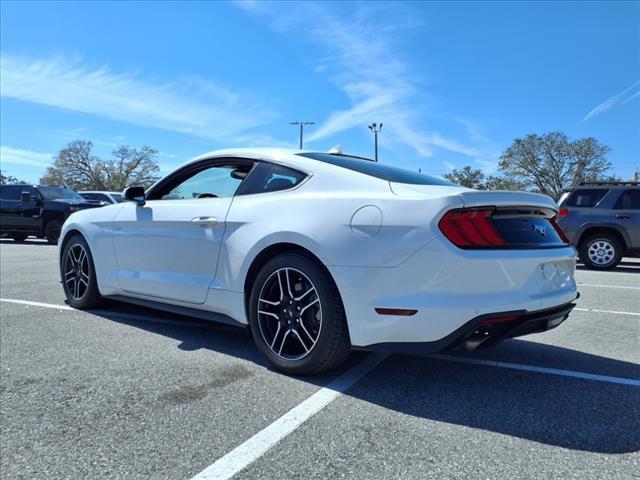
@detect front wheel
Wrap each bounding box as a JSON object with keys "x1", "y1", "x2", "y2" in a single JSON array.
[
  {"x1": 45, "y1": 220, "x2": 62, "y2": 244},
  {"x1": 579, "y1": 234, "x2": 623, "y2": 270},
  {"x1": 61, "y1": 235, "x2": 102, "y2": 309},
  {"x1": 248, "y1": 253, "x2": 351, "y2": 375}
]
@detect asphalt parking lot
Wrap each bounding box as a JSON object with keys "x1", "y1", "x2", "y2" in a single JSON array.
[{"x1": 1, "y1": 239, "x2": 638, "y2": 480}]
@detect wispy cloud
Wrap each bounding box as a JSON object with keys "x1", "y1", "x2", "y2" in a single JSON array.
[
  {"x1": 0, "y1": 145, "x2": 52, "y2": 168},
  {"x1": 581, "y1": 80, "x2": 640, "y2": 123},
  {"x1": 0, "y1": 54, "x2": 279, "y2": 145},
  {"x1": 237, "y1": 1, "x2": 478, "y2": 158}
]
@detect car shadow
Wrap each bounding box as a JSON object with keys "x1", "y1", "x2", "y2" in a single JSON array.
[{"x1": 85, "y1": 301, "x2": 639, "y2": 455}]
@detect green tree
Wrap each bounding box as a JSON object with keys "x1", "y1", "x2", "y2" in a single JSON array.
[
  {"x1": 0, "y1": 170, "x2": 29, "y2": 185},
  {"x1": 103, "y1": 145, "x2": 161, "y2": 191},
  {"x1": 443, "y1": 166, "x2": 526, "y2": 191},
  {"x1": 443, "y1": 166, "x2": 487, "y2": 189},
  {"x1": 499, "y1": 132, "x2": 612, "y2": 199},
  {"x1": 41, "y1": 140, "x2": 161, "y2": 191}
]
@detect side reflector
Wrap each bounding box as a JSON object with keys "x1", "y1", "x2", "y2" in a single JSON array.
[
  {"x1": 375, "y1": 308, "x2": 418, "y2": 316},
  {"x1": 558, "y1": 208, "x2": 569, "y2": 217}
]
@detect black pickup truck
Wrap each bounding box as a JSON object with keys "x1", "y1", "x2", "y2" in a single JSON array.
[{"x1": 0, "y1": 184, "x2": 102, "y2": 244}]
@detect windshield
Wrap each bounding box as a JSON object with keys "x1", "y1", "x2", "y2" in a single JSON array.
[
  {"x1": 38, "y1": 186, "x2": 85, "y2": 201},
  {"x1": 298, "y1": 152, "x2": 455, "y2": 186}
]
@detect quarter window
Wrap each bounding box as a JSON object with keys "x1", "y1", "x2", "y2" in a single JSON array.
[
  {"x1": 566, "y1": 189, "x2": 608, "y2": 207},
  {"x1": 614, "y1": 189, "x2": 640, "y2": 210},
  {"x1": 236, "y1": 162, "x2": 307, "y2": 195}
]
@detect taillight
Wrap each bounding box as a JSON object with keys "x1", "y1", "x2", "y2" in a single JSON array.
[
  {"x1": 558, "y1": 208, "x2": 569, "y2": 217},
  {"x1": 549, "y1": 216, "x2": 570, "y2": 244},
  {"x1": 438, "y1": 208, "x2": 506, "y2": 248}
]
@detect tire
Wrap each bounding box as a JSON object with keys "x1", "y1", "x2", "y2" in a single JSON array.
[
  {"x1": 578, "y1": 234, "x2": 623, "y2": 270},
  {"x1": 248, "y1": 253, "x2": 351, "y2": 375},
  {"x1": 10, "y1": 233, "x2": 27, "y2": 242},
  {"x1": 45, "y1": 220, "x2": 62, "y2": 244},
  {"x1": 61, "y1": 235, "x2": 103, "y2": 309}
]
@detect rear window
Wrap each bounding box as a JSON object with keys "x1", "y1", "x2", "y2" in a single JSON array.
[
  {"x1": 565, "y1": 189, "x2": 608, "y2": 207},
  {"x1": 297, "y1": 153, "x2": 454, "y2": 186},
  {"x1": 1, "y1": 185, "x2": 23, "y2": 200},
  {"x1": 614, "y1": 189, "x2": 640, "y2": 210}
]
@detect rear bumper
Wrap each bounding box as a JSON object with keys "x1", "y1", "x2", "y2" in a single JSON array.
[{"x1": 362, "y1": 300, "x2": 577, "y2": 354}]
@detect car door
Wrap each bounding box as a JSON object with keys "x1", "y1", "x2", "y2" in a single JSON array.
[
  {"x1": 112, "y1": 159, "x2": 253, "y2": 304},
  {"x1": 611, "y1": 189, "x2": 640, "y2": 248},
  {"x1": 0, "y1": 185, "x2": 24, "y2": 229},
  {"x1": 19, "y1": 186, "x2": 43, "y2": 230}
]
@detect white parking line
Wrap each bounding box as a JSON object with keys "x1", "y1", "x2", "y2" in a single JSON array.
[
  {"x1": 577, "y1": 283, "x2": 640, "y2": 290},
  {"x1": 190, "y1": 353, "x2": 388, "y2": 480},
  {"x1": 0, "y1": 298, "x2": 206, "y2": 327},
  {"x1": 432, "y1": 354, "x2": 640, "y2": 387},
  {"x1": 574, "y1": 307, "x2": 640, "y2": 317},
  {"x1": 0, "y1": 298, "x2": 74, "y2": 310}
]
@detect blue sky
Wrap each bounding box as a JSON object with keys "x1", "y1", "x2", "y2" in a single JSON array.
[{"x1": 1, "y1": 0, "x2": 639, "y2": 183}]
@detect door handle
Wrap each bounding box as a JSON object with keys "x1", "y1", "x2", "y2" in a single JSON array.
[
  {"x1": 191, "y1": 216, "x2": 217, "y2": 225},
  {"x1": 615, "y1": 215, "x2": 630, "y2": 219}
]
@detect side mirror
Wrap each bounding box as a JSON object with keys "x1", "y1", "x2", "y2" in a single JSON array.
[{"x1": 123, "y1": 186, "x2": 146, "y2": 206}]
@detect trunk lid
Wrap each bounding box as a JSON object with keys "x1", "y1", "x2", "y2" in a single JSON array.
[{"x1": 390, "y1": 183, "x2": 566, "y2": 249}]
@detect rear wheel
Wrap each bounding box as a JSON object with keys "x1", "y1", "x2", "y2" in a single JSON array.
[
  {"x1": 61, "y1": 235, "x2": 102, "y2": 309},
  {"x1": 45, "y1": 220, "x2": 63, "y2": 244},
  {"x1": 579, "y1": 234, "x2": 623, "y2": 270},
  {"x1": 248, "y1": 253, "x2": 351, "y2": 375}
]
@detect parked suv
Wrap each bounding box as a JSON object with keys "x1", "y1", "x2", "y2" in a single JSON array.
[
  {"x1": 557, "y1": 182, "x2": 639, "y2": 269},
  {"x1": 0, "y1": 184, "x2": 101, "y2": 244}
]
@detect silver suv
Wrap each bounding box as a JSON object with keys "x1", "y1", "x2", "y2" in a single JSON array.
[{"x1": 557, "y1": 182, "x2": 639, "y2": 269}]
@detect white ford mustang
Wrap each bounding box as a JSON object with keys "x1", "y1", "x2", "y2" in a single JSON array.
[{"x1": 59, "y1": 148, "x2": 578, "y2": 374}]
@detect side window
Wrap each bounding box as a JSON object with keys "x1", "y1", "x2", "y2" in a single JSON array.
[
  {"x1": 21, "y1": 186, "x2": 38, "y2": 201},
  {"x1": 237, "y1": 162, "x2": 307, "y2": 195},
  {"x1": 614, "y1": 190, "x2": 640, "y2": 210},
  {"x1": 156, "y1": 163, "x2": 252, "y2": 200},
  {"x1": 95, "y1": 194, "x2": 110, "y2": 202},
  {"x1": 1, "y1": 185, "x2": 22, "y2": 200},
  {"x1": 566, "y1": 189, "x2": 608, "y2": 207},
  {"x1": 81, "y1": 193, "x2": 95, "y2": 201}
]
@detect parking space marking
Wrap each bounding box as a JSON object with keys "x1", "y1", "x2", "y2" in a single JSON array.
[
  {"x1": 190, "y1": 353, "x2": 388, "y2": 480},
  {"x1": 577, "y1": 283, "x2": 640, "y2": 290},
  {"x1": 0, "y1": 298, "x2": 74, "y2": 310},
  {"x1": 0, "y1": 298, "x2": 206, "y2": 328},
  {"x1": 574, "y1": 307, "x2": 640, "y2": 317},
  {"x1": 432, "y1": 354, "x2": 640, "y2": 386}
]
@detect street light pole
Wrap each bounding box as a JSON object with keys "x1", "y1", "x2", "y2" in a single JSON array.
[
  {"x1": 368, "y1": 122, "x2": 383, "y2": 162},
  {"x1": 289, "y1": 121, "x2": 315, "y2": 149}
]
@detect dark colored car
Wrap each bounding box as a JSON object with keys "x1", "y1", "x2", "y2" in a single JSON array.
[
  {"x1": 0, "y1": 184, "x2": 102, "y2": 244},
  {"x1": 556, "y1": 182, "x2": 640, "y2": 269}
]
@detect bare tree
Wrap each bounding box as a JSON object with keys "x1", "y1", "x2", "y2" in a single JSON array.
[{"x1": 499, "y1": 132, "x2": 612, "y2": 199}]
